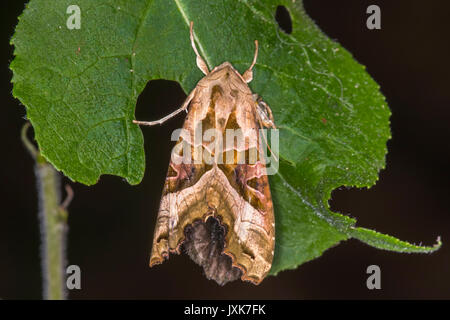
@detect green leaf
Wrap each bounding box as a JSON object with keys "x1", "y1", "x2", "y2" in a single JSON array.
[
  {"x1": 349, "y1": 228, "x2": 441, "y2": 254},
  {"x1": 10, "y1": 0, "x2": 441, "y2": 275}
]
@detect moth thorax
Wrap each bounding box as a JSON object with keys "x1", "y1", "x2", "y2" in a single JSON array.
[{"x1": 182, "y1": 217, "x2": 242, "y2": 286}]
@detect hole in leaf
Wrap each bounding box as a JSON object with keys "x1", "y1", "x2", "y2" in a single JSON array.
[
  {"x1": 275, "y1": 5, "x2": 292, "y2": 34},
  {"x1": 135, "y1": 79, "x2": 187, "y2": 182},
  {"x1": 135, "y1": 79, "x2": 187, "y2": 151},
  {"x1": 135, "y1": 79, "x2": 187, "y2": 129}
]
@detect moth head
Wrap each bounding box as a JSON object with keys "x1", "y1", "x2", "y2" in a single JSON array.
[
  {"x1": 208, "y1": 61, "x2": 254, "y2": 85},
  {"x1": 209, "y1": 40, "x2": 259, "y2": 84}
]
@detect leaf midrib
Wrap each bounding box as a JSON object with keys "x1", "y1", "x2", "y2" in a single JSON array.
[{"x1": 174, "y1": 0, "x2": 213, "y2": 70}]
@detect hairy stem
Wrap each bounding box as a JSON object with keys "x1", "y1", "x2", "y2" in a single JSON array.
[{"x1": 21, "y1": 123, "x2": 71, "y2": 300}]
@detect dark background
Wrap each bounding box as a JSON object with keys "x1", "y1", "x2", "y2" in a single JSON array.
[{"x1": 1, "y1": 1, "x2": 449, "y2": 299}]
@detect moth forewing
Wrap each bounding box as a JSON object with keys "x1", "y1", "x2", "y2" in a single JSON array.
[{"x1": 135, "y1": 22, "x2": 276, "y2": 285}]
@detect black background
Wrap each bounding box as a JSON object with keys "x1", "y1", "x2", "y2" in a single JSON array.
[{"x1": 1, "y1": 1, "x2": 449, "y2": 299}]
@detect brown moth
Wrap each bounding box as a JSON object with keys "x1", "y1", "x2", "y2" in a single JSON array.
[{"x1": 134, "y1": 22, "x2": 276, "y2": 285}]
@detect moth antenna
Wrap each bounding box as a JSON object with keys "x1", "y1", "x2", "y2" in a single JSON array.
[
  {"x1": 243, "y1": 40, "x2": 259, "y2": 83},
  {"x1": 190, "y1": 21, "x2": 209, "y2": 75},
  {"x1": 249, "y1": 40, "x2": 259, "y2": 72}
]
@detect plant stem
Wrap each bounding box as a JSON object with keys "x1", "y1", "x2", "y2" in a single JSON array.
[{"x1": 22, "y1": 123, "x2": 71, "y2": 300}]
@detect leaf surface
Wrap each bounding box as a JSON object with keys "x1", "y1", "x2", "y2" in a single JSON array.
[{"x1": 11, "y1": 0, "x2": 440, "y2": 275}]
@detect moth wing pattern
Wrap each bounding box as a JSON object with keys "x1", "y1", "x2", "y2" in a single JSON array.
[
  {"x1": 134, "y1": 22, "x2": 276, "y2": 285},
  {"x1": 149, "y1": 64, "x2": 275, "y2": 285}
]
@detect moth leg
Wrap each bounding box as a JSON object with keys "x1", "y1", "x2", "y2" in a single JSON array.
[
  {"x1": 262, "y1": 101, "x2": 276, "y2": 129},
  {"x1": 242, "y1": 40, "x2": 259, "y2": 83},
  {"x1": 190, "y1": 21, "x2": 209, "y2": 75},
  {"x1": 254, "y1": 95, "x2": 276, "y2": 129},
  {"x1": 254, "y1": 97, "x2": 278, "y2": 162},
  {"x1": 133, "y1": 88, "x2": 196, "y2": 126}
]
